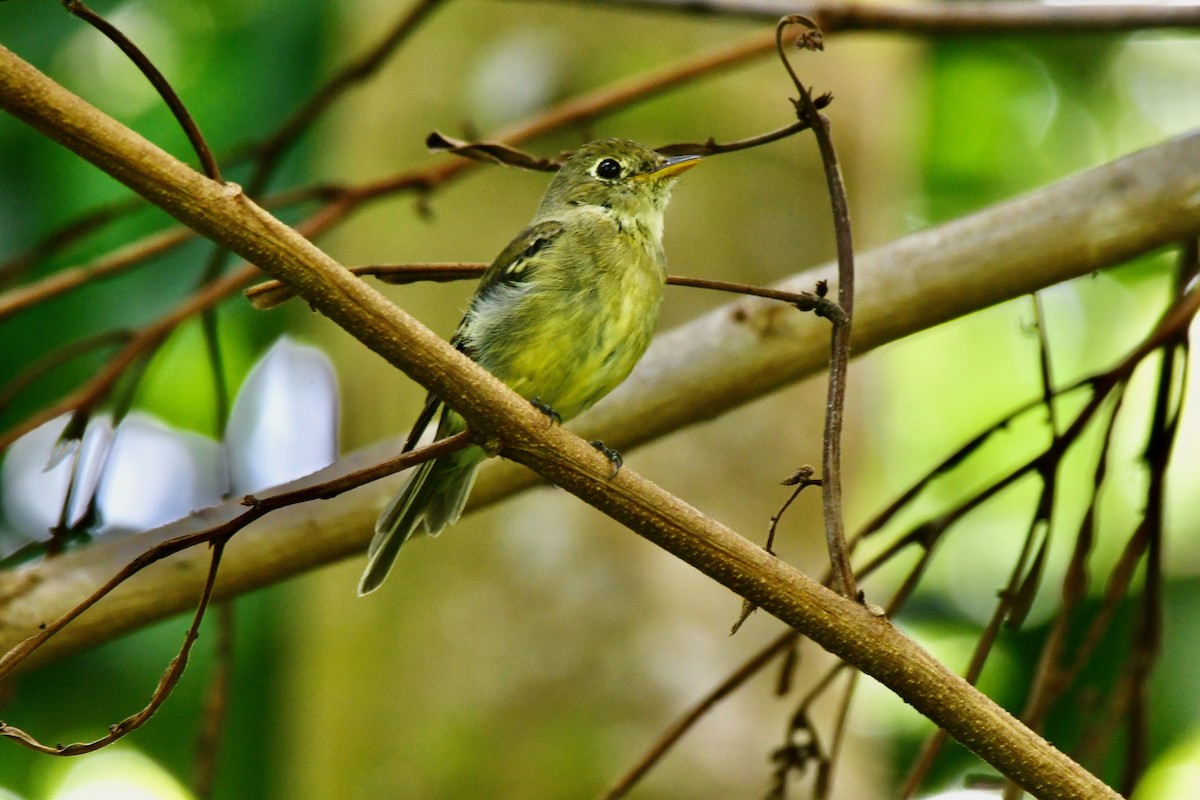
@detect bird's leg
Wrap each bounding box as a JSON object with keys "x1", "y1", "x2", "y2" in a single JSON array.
[
  {"x1": 589, "y1": 440, "x2": 623, "y2": 478},
  {"x1": 530, "y1": 397, "x2": 562, "y2": 426}
]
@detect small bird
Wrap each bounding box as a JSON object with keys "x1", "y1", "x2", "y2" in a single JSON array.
[{"x1": 358, "y1": 138, "x2": 699, "y2": 595}]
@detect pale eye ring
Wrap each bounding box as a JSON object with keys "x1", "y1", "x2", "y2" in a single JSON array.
[{"x1": 595, "y1": 158, "x2": 622, "y2": 180}]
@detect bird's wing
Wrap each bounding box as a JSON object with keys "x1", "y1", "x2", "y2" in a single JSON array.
[
  {"x1": 401, "y1": 393, "x2": 443, "y2": 453},
  {"x1": 400, "y1": 220, "x2": 566, "y2": 446},
  {"x1": 450, "y1": 219, "x2": 566, "y2": 356}
]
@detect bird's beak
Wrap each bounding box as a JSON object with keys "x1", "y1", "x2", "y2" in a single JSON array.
[{"x1": 639, "y1": 154, "x2": 701, "y2": 181}]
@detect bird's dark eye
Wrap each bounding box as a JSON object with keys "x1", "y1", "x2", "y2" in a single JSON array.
[{"x1": 595, "y1": 158, "x2": 622, "y2": 180}]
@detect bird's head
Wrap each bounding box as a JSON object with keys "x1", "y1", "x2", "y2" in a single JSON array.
[{"x1": 537, "y1": 139, "x2": 700, "y2": 223}]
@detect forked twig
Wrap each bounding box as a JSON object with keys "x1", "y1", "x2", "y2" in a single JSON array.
[{"x1": 775, "y1": 15, "x2": 858, "y2": 599}]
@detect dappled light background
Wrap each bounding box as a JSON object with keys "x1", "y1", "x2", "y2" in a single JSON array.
[{"x1": 1, "y1": 1, "x2": 1199, "y2": 798}]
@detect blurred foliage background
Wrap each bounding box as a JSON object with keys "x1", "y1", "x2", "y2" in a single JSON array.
[{"x1": 1, "y1": 0, "x2": 1199, "y2": 798}]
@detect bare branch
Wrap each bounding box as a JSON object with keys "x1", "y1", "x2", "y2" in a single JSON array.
[{"x1": 548, "y1": 0, "x2": 1200, "y2": 33}]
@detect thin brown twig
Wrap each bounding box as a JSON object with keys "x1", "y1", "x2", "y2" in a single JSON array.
[
  {"x1": 1007, "y1": 297, "x2": 1062, "y2": 632},
  {"x1": 0, "y1": 196, "x2": 143, "y2": 288},
  {"x1": 0, "y1": 330, "x2": 132, "y2": 414},
  {"x1": 62, "y1": 0, "x2": 221, "y2": 181},
  {"x1": 766, "y1": 466, "x2": 821, "y2": 556},
  {"x1": 1118, "y1": 294, "x2": 1188, "y2": 794},
  {"x1": 814, "y1": 668, "x2": 858, "y2": 800},
  {"x1": 192, "y1": 602, "x2": 234, "y2": 799},
  {"x1": 248, "y1": 265, "x2": 848, "y2": 322},
  {"x1": 0, "y1": 537, "x2": 227, "y2": 755},
  {"x1": 1030, "y1": 293, "x2": 1059, "y2": 434},
  {"x1": 655, "y1": 110, "x2": 832, "y2": 157},
  {"x1": 1017, "y1": 389, "x2": 1126, "y2": 736},
  {"x1": 668, "y1": 275, "x2": 844, "y2": 322},
  {"x1": 245, "y1": 263, "x2": 488, "y2": 309},
  {"x1": 732, "y1": 465, "x2": 820, "y2": 635},
  {"x1": 425, "y1": 133, "x2": 563, "y2": 171},
  {"x1": 554, "y1": 0, "x2": 1200, "y2": 33},
  {"x1": 427, "y1": 106, "x2": 834, "y2": 170},
  {"x1": 242, "y1": 0, "x2": 447, "y2": 195},
  {"x1": 0, "y1": 227, "x2": 194, "y2": 324},
  {"x1": 776, "y1": 16, "x2": 858, "y2": 599}
]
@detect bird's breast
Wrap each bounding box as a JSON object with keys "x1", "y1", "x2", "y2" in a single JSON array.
[{"x1": 473, "y1": 230, "x2": 665, "y2": 421}]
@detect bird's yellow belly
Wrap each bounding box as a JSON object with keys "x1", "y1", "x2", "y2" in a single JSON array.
[{"x1": 493, "y1": 278, "x2": 660, "y2": 421}]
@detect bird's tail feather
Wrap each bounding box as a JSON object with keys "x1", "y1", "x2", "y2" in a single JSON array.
[
  {"x1": 423, "y1": 463, "x2": 479, "y2": 536},
  {"x1": 358, "y1": 457, "x2": 438, "y2": 596},
  {"x1": 358, "y1": 453, "x2": 481, "y2": 596}
]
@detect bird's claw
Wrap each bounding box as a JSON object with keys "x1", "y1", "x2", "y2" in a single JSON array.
[
  {"x1": 531, "y1": 397, "x2": 562, "y2": 426},
  {"x1": 589, "y1": 440, "x2": 623, "y2": 478}
]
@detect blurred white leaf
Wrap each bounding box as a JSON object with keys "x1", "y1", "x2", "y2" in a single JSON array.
[
  {"x1": 1, "y1": 411, "x2": 225, "y2": 547},
  {"x1": 225, "y1": 336, "x2": 339, "y2": 494},
  {"x1": 1, "y1": 337, "x2": 339, "y2": 551},
  {"x1": 1, "y1": 414, "x2": 113, "y2": 545},
  {"x1": 94, "y1": 413, "x2": 226, "y2": 536}
]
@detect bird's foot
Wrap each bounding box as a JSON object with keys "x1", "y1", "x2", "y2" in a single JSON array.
[
  {"x1": 589, "y1": 440, "x2": 623, "y2": 478},
  {"x1": 531, "y1": 397, "x2": 562, "y2": 426}
]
